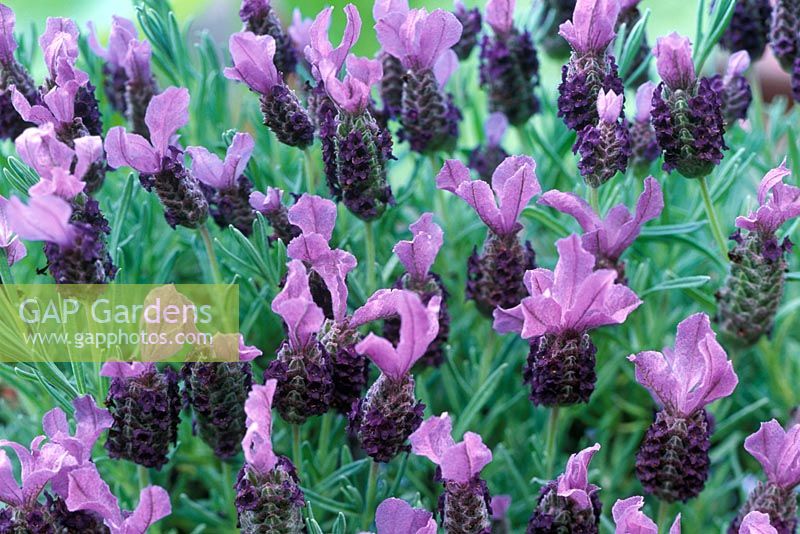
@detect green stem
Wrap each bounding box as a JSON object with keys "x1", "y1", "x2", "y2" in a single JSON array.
[
  {"x1": 479, "y1": 325, "x2": 497, "y2": 384},
  {"x1": 698, "y1": 176, "x2": 729, "y2": 255},
  {"x1": 292, "y1": 424, "x2": 302, "y2": 472},
  {"x1": 199, "y1": 225, "x2": 223, "y2": 285},
  {"x1": 137, "y1": 465, "x2": 150, "y2": 490},
  {"x1": 0, "y1": 249, "x2": 14, "y2": 284},
  {"x1": 657, "y1": 500, "x2": 670, "y2": 533},
  {"x1": 362, "y1": 460, "x2": 380, "y2": 530},
  {"x1": 364, "y1": 221, "x2": 376, "y2": 294},
  {"x1": 589, "y1": 187, "x2": 600, "y2": 215},
  {"x1": 318, "y1": 412, "x2": 333, "y2": 471},
  {"x1": 221, "y1": 461, "x2": 237, "y2": 526},
  {"x1": 545, "y1": 406, "x2": 560, "y2": 479},
  {"x1": 303, "y1": 149, "x2": 316, "y2": 193}
]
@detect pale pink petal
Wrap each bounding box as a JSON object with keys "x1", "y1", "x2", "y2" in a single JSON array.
[
  {"x1": 288, "y1": 193, "x2": 338, "y2": 240},
  {"x1": 435, "y1": 159, "x2": 472, "y2": 192},
  {"x1": 597, "y1": 89, "x2": 623, "y2": 123},
  {"x1": 104, "y1": 127, "x2": 160, "y2": 174},
  {"x1": 186, "y1": 146, "x2": 226, "y2": 189},
  {"x1": 538, "y1": 190, "x2": 601, "y2": 232},
  {"x1": 225, "y1": 31, "x2": 279, "y2": 94},
  {"x1": 375, "y1": 497, "x2": 436, "y2": 534},
  {"x1": 739, "y1": 511, "x2": 778, "y2": 534},
  {"x1": 654, "y1": 33, "x2": 696, "y2": 90},
  {"x1": 439, "y1": 431, "x2": 492, "y2": 484},
  {"x1": 486, "y1": 0, "x2": 514, "y2": 34},
  {"x1": 552, "y1": 234, "x2": 595, "y2": 310},
  {"x1": 145, "y1": 87, "x2": 189, "y2": 157},
  {"x1": 242, "y1": 381, "x2": 278, "y2": 474},
  {"x1": 556, "y1": 443, "x2": 601, "y2": 510},
  {"x1": 493, "y1": 155, "x2": 540, "y2": 234},
  {"x1": 393, "y1": 213, "x2": 443, "y2": 281},
  {"x1": 409, "y1": 413, "x2": 455, "y2": 464},
  {"x1": 634, "y1": 81, "x2": 656, "y2": 122},
  {"x1": 485, "y1": 112, "x2": 508, "y2": 146},
  {"x1": 72, "y1": 136, "x2": 104, "y2": 181},
  {"x1": 6, "y1": 195, "x2": 74, "y2": 247}
]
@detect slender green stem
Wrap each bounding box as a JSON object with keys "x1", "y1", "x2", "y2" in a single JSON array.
[
  {"x1": 589, "y1": 187, "x2": 600, "y2": 214},
  {"x1": 303, "y1": 149, "x2": 316, "y2": 193},
  {"x1": 479, "y1": 325, "x2": 497, "y2": 384},
  {"x1": 221, "y1": 461, "x2": 237, "y2": 526},
  {"x1": 362, "y1": 460, "x2": 380, "y2": 530},
  {"x1": 364, "y1": 221, "x2": 376, "y2": 294},
  {"x1": 0, "y1": 250, "x2": 14, "y2": 285},
  {"x1": 657, "y1": 500, "x2": 670, "y2": 533},
  {"x1": 292, "y1": 424, "x2": 302, "y2": 472},
  {"x1": 137, "y1": 465, "x2": 150, "y2": 490},
  {"x1": 318, "y1": 412, "x2": 333, "y2": 470},
  {"x1": 199, "y1": 225, "x2": 223, "y2": 285},
  {"x1": 698, "y1": 176, "x2": 729, "y2": 255},
  {"x1": 545, "y1": 406, "x2": 560, "y2": 479}
]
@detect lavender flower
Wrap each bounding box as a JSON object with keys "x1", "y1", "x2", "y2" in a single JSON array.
[
  {"x1": 100, "y1": 362, "x2": 181, "y2": 470},
  {"x1": 239, "y1": 0, "x2": 297, "y2": 75},
  {"x1": 539, "y1": 176, "x2": 664, "y2": 282},
  {"x1": 373, "y1": 0, "x2": 408, "y2": 120},
  {"x1": 612, "y1": 496, "x2": 681, "y2": 533},
  {"x1": 410, "y1": 413, "x2": 493, "y2": 533},
  {"x1": 717, "y1": 161, "x2": 800, "y2": 345},
  {"x1": 629, "y1": 313, "x2": 738, "y2": 502},
  {"x1": 468, "y1": 112, "x2": 510, "y2": 183},
  {"x1": 480, "y1": 0, "x2": 540, "y2": 126},
  {"x1": 250, "y1": 187, "x2": 301, "y2": 244},
  {"x1": 0, "y1": 195, "x2": 25, "y2": 267},
  {"x1": 491, "y1": 495, "x2": 512, "y2": 534},
  {"x1": 375, "y1": 497, "x2": 437, "y2": 534},
  {"x1": 721, "y1": 0, "x2": 771, "y2": 59},
  {"x1": 452, "y1": 0, "x2": 482, "y2": 60},
  {"x1": 376, "y1": 7, "x2": 463, "y2": 154},
  {"x1": 494, "y1": 234, "x2": 641, "y2": 406},
  {"x1": 86, "y1": 16, "x2": 138, "y2": 114},
  {"x1": 710, "y1": 51, "x2": 753, "y2": 125},
  {"x1": 557, "y1": 0, "x2": 624, "y2": 132},
  {"x1": 729, "y1": 420, "x2": 800, "y2": 533},
  {"x1": 66, "y1": 464, "x2": 170, "y2": 533},
  {"x1": 383, "y1": 213, "x2": 450, "y2": 368},
  {"x1": 105, "y1": 87, "x2": 209, "y2": 229},
  {"x1": 528, "y1": 444, "x2": 602, "y2": 532},
  {"x1": 0, "y1": 4, "x2": 38, "y2": 140},
  {"x1": 740, "y1": 512, "x2": 780, "y2": 534},
  {"x1": 236, "y1": 380, "x2": 305, "y2": 532},
  {"x1": 349, "y1": 289, "x2": 441, "y2": 462},
  {"x1": 182, "y1": 335, "x2": 261, "y2": 459},
  {"x1": 188, "y1": 132, "x2": 257, "y2": 235},
  {"x1": 770, "y1": 0, "x2": 799, "y2": 70},
  {"x1": 651, "y1": 33, "x2": 727, "y2": 178},
  {"x1": 225, "y1": 31, "x2": 314, "y2": 148},
  {"x1": 574, "y1": 89, "x2": 631, "y2": 188},
  {"x1": 436, "y1": 156, "x2": 539, "y2": 317},
  {"x1": 628, "y1": 82, "x2": 660, "y2": 174}
]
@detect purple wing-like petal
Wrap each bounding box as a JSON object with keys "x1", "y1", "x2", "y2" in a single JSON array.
[
  {"x1": 288, "y1": 193, "x2": 338, "y2": 240},
  {"x1": 186, "y1": 146, "x2": 226, "y2": 189},
  {"x1": 739, "y1": 511, "x2": 778, "y2": 534},
  {"x1": 0, "y1": 4, "x2": 17, "y2": 62},
  {"x1": 15, "y1": 124, "x2": 75, "y2": 180},
  {"x1": 486, "y1": 0, "x2": 514, "y2": 34},
  {"x1": 0, "y1": 451, "x2": 22, "y2": 506},
  {"x1": 654, "y1": 33, "x2": 696, "y2": 90},
  {"x1": 539, "y1": 190, "x2": 601, "y2": 233},
  {"x1": 597, "y1": 89, "x2": 623, "y2": 123},
  {"x1": 272, "y1": 260, "x2": 324, "y2": 348},
  {"x1": 634, "y1": 81, "x2": 656, "y2": 122},
  {"x1": 409, "y1": 412, "x2": 455, "y2": 464},
  {"x1": 145, "y1": 87, "x2": 189, "y2": 157},
  {"x1": 373, "y1": 0, "x2": 410, "y2": 22},
  {"x1": 492, "y1": 156, "x2": 540, "y2": 234},
  {"x1": 6, "y1": 195, "x2": 74, "y2": 247},
  {"x1": 485, "y1": 112, "x2": 509, "y2": 146},
  {"x1": 242, "y1": 380, "x2": 278, "y2": 474},
  {"x1": 744, "y1": 420, "x2": 800, "y2": 489},
  {"x1": 65, "y1": 465, "x2": 123, "y2": 529},
  {"x1": 439, "y1": 431, "x2": 492, "y2": 484},
  {"x1": 104, "y1": 127, "x2": 160, "y2": 174},
  {"x1": 556, "y1": 443, "x2": 600, "y2": 510},
  {"x1": 225, "y1": 31, "x2": 279, "y2": 94},
  {"x1": 123, "y1": 485, "x2": 171, "y2": 534},
  {"x1": 393, "y1": 213, "x2": 443, "y2": 281},
  {"x1": 375, "y1": 497, "x2": 436, "y2": 534},
  {"x1": 611, "y1": 496, "x2": 658, "y2": 534}
]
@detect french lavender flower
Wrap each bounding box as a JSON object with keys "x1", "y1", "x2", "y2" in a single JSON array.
[
  {"x1": 188, "y1": 132, "x2": 258, "y2": 235},
  {"x1": 612, "y1": 496, "x2": 681, "y2": 533},
  {"x1": 717, "y1": 161, "x2": 800, "y2": 346},
  {"x1": 383, "y1": 213, "x2": 450, "y2": 368},
  {"x1": 87, "y1": 17, "x2": 137, "y2": 115},
  {"x1": 265, "y1": 259, "x2": 334, "y2": 424},
  {"x1": 38, "y1": 17, "x2": 103, "y2": 137},
  {"x1": 710, "y1": 51, "x2": 753, "y2": 125},
  {"x1": 239, "y1": 0, "x2": 297, "y2": 75},
  {"x1": 480, "y1": 0, "x2": 540, "y2": 126},
  {"x1": 375, "y1": 7, "x2": 463, "y2": 154},
  {"x1": 628, "y1": 82, "x2": 660, "y2": 174},
  {"x1": 0, "y1": 4, "x2": 37, "y2": 140},
  {"x1": 539, "y1": 176, "x2": 664, "y2": 282},
  {"x1": 490, "y1": 495, "x2": 512, "y2": 534},
  {"x1": 66, "y1": 464, "x2": 171, "y2": 534},
  {"x1": 225, "y1": 31, "x2": 314, "y2": 149},
  {"x1": 409, "y1": 413, "x2": 494, "y2": 533},
  {"x1": 629, "y1": 312, "x2": 738, "y2": 502},
  {"x1": 349, "y1": 289, "x2": 441, "y2": 462},
  {"x1": 122, "y1": 40, "x2": 158, "y2": 139},
  {"x1": 100, "y1": 362, "x2": 181, "y2": 470},
  {"x1": 574, "y1": 89, "x2": 631, "y2": 188},
  {"x1": 105, "y1": 87, "x2": 210, "y2": 229},
  {"x1": 557, "y1": 0, "x2": 624, "y2": 132},
  {"x1": 494, "y1": 234, "x2": 641, "y2": 406},
  {"x1": 729, "y1": 420, "x2": 800, "y2": 534},
  {"x1": 0, "y1": 195, "x2": 26, "y2": 268},
  {"x1": 720, "y1": 0, "x2": 771, "y2": 59},
  {"x1": 288, "y1": 9, "x2": 312, "y2": 66},
  {"x1": 374, "y1": 497, "x2": 437, "y2": 534},
  {"x1": 528, "y1": 444, "x2": 602, "y2": 533},
  {"x1": 541, "y1": 0, "x2": 576, "y2": 59},
  {"x1": 436, "y1": 156, "x2": 538, "y2": 317},
  {"x1": 373, "y1": 0, "x2": 408, "y2": 120},
  {"x1": 452, "y1": 0, "x2": 482, "y2": 60},
  {"x1": 468, "y1": 112, "x2": 510, "y2": 183},
  {"x1": 617, "y1": 0, "x2": 651, "y2": 85},
  {"x1": 181, "y1": 336, "x2": 262, "y2": 459},
  {"x1": 770, "y1": 0, "x2": 800, "y2": 70},
  {"x1": 739, "y1": 512, "x2": 780, "y2": 534},
  {"x1": 651, "y1": 33, "x2": 727, "y2": 178},
  {"x1": 236, "y1": 380, "x2": 305, "y2": 533},
  {"x1": 249, "y1": 187, "x2": 301, "y2": 244}
]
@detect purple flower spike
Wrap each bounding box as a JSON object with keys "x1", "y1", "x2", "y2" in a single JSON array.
[
  {"x1": 0, "y1": 4, "x2": 38, "y2": 141},
  {"x1": 597, "y1": 89, "x2": 623, "y2": 123},
  {"x1": 654, "y1": 33, "x2": 696, "y2": 91},
  {"x1": 629, "y1": 82, "x2": 660, "y2": 173},
  {"x1": 0, "y1": 196, "x2": 25, "y2": 266},
  {"x1": 735, "y1": 160, "x2": 800, "y2": 235},
  {"x1": 242, "y1": 380, "x2": 278, "y2": 474},
  {"x1": 305, "y1": 4, "x2": 362, "y2": 82},
  {"x1": 393, "y1": 213, "x2": 443, "y2": 283},
  {"x1": 66, "y1": 464, "x2": 171, "y2": 534},
  {"x1": 726, "y1": 51, "x2": 751, "y2": 82},
  {"x1": 437, "y1": 156, "x2": 540, "y2": 237},
  {"x1": 739, "y1": 512, "x2": 779, "y2": 534},
  {"x1": 375, "y1": 497, "x2": 437, "y2": 534},
  {"x1": 558, "y1": 0, "x2": 621, "y2": 54},
  {"x1": 612, "y1": 495, "x2": 681, "y2": 534},
  {"x1": 322, "y1": 55, "x2": 383, "y2": 114},
  {"x1": 225, "y1": 32, "x2": 281, "y2": 94},
  {"x1": 539, "y1": 176, "x2": 663, "y2": 280},
  {"x1": 486, "y1": 0, "x2": 515, "y2": 35}
]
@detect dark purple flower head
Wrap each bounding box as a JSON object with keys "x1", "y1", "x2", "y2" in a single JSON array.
[
  {"x1": 87, "y1": 16, "x2": 137, "y2": 68},
  {"x1": 559, "y1": 0, "x2": 620, "y2": 54},
  {"x1": 736, "y1": 160, "x2": 800, "y2": 235},
  {"x1": 66, "y1": 464, "x2": 171, "y2": 534},
  {"x1": 612, "y1": 496, "x2": 681, "y2": 533},
  {"x1": 305, "y1": 4, "x2": 362, "y2": 82},
  {"x1": 0, "y1": 436, "x2": 74, "y2": 509},
  {"x1": 437, "y1": 155, "x2": 540, "y2": 237},
  {"x1": 409, "y1": 413, "x2": 492, "y2": 484},
  {"x1": 744, "y1": 420, "x2": 800, "y2": 490},
  {"x1": 539, "y1": 176, "x2": 663, "y2": 265},
  {"x1": 242, "y1": 380, "x2": 280, "y2": 474},
  {"x1": 739, "y1": 512, "x2": 779, "y2": 534},
  {"x1": 187, "y1": 132, "x2": 255, "y2": 191},
  {"x1": 393, "y1": 212, "x2": 443, "y2": 283},
  {"x1": 555, "y1": 443, "x2": 601, "y2": 510},
  {"x1": 452, "y1": 0, "x2": 482, "y2": 60},
  {"x1": 654, "y1": 32, "x2": 696, "y2": 91},
  {"x1": 321, "y1": 54, "x2": 383, "y2": 115},
  {"x1": 494, "y1": 234, "x2": 641, "y2": 338},
  {"x1": 375, "y1": 497, "x2": 437, "y2": 534},
  {"x1": 628, "y1": 313, "x2": 738, "y2": 417},
  {"x1": 105, "y1": 86, "x2": 189, "y2": 175},
  {"x1": 272, "y1": 259, "x2": 326, "y2": 351}
]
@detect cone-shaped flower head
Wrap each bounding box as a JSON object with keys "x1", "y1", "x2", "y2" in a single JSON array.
[
  {"x1": 740, "y1": 512, "x2": 779, "y2": 534},
  {"x1": 539, "y1": 176, "x2": 663, "y2": 279},
  {"x1": 106, "y1": 87, "x2": 209, "y2": 229},
  {"x1": 468, "y1": 113, "x2": 511, "y2": 182},
  {"x1": 0, "y1": 3, "x2": 38, "y2": 141},
  {"x1": 529, "y1": 444, "x2": 603, "y2": 531},
  {"x1": 66, "y1": 464, "x2": 170, "y2": 534},
  {"x1": 305, "y1": 4, "x2": 362, "y2": 82},
  {"x1": 612, "y1": 496, "x2": 681, "y2": 533},
  {"x1": 452, "y1": 0, "x2": 482, "y2": 60},
  {"x1": 770, "y1": 0, "x2": 799, "y2": 70},
  {"x1": 0, "y1": 195, "x2": 25, "y2": 266},
  {"x1": 721, "y1": 0, "x2": 771, "y2": 59},
  {"x1": 239, "y1": 0, "x2": 297, "y2": 75},
  {"x1": 187, "y1": 132, "x2": 257, "y2": 234},
  {"x1": 225, "y1": 31, "x2": 314, "y2": 149},
  {"x1": 574, "y1": 89, "x2": 631, "y2": 188},
  {"x1": 250, "y1": 187, "x2": 301, "y2": 244},
  {"x1": 375, "y1": 497, "x2": 437, "y2": 534},
  {"x1": 87, "y1": 16, "x2": 139, "y2": 114},
  {"x1": 559, "y1": 0, "x2": 620, "y2": 54},
  {"x1": 629, "y1": 82, "x2": 660, "y2": 172}
]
